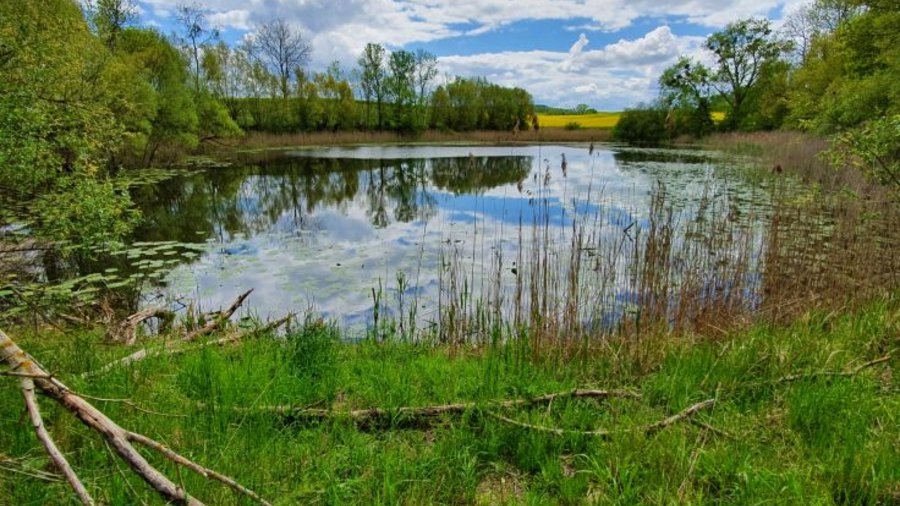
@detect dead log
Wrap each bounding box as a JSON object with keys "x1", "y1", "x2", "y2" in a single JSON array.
[
  {"x1": 246, "y1": 388, "x2": 642, "y2": 427},
  {"x1": 84, "y1": 312, "x2": 293, "y2": 379},
  {"x1": 107, "y1": 307, "x2": 174, "y2": 345},
  {"x1": 184, "y1": 289, "x2": 253, "y2": 341},
  {"x1": 1, "y1": 328, "x2": 271, "y2": 506},
  {"x1": 488, "y1": 399, "x2": 716, "y2": 438}
]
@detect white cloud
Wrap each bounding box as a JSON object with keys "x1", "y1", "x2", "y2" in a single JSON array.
[
  {"x1": 439, "y1": 27, "x2": 706, "y2": 108},
  {"x1": 137, "y1": 0, "x2": 795, "y2": 108}
]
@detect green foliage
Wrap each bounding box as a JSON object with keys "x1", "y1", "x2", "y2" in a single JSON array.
[
  {"x1": 433, "y1": 77, "x2": 534, "y2": 132},
  {"x1": 32, "y1": 177, "x2": 140, "y2": 251},
  {"x1": 612, "y1": 106, "x2": 668, "y2": 144},
  {"x1": 826, "y1": 114, "x2": 900, "y2": 188},
  {"x1": 787, "y1": 4, "x2": 899, "y2": 133},
  {"x1": 705, "y1": 18, "x2": 792, "y2": 128},
  {"x1": 659, "y1": 56, "x2": 716, "y2": 137}
]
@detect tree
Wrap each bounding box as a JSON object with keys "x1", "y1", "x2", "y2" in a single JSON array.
[
  {"x1": 783, "y1": 0, "x2": 862, "y2": 60},
  {"x1": 358, "y1": 43, "x2": 387, "y2": 130},
  {"x1": 659, "y1": 56, "x2": 715, "y2": 137},
  {"x1": 176, "y1": 2, "x2": 219, "y2": 93},
  {"x1": 388, "y1": 50, "x2": 417, "y2": 131},
  {"x1": 252, "y1": 18, "x2": 312, "y2": 99},
  {"x1": 84, "y1": 0, "x2": 137, "y2": 49},
  {"x1": 430, "y1": 85, "x2": 451, "y2": 130},
  {"x1": 118, "y1": 28, "x2": 199, "y2": 163},
  {"x1": 414, "y1": 49, "x2": 438, "y2": 125},
  {"x1": 613, "y1": 104, "x2": 668, "y2": 144},
  {"x1": 786, "y1": 1, "x2": 899, "y2": 132},
  {"x1": 705, "y1": 19, "x2": 792, "y2": 128}
]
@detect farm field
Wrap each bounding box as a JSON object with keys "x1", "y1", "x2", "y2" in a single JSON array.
[
  {"x1": 537, "y1": 111, "x2": 727, "y2": 129},
  {"x1": 536, "y1": 112, "x2": 620, "y2": 128}
]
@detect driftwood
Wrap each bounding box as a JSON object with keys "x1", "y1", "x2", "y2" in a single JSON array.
[
  {"x1": 1, "y1": 329, "x2": 271, "y2": 506},
  {"x1": 235, "y1": 388, "x2": 642, "y2": 428},
  {"x1": 105, "y1": 290, "x2": 253, "y2": 347},
  {"x1": 84, "y1": 313, "x2": 294, "y2": 379},
  {"x1": 184, "y1": 289, "x2": 253, "y2": 341},
  {"x1": 488, "y1": 399, "x2": 716, "y2": 438},
  {"x1": 107, "y1": 307, "x2": 175, "y2": 345}
]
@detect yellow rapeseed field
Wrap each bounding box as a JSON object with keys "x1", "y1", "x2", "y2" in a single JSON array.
[
  {"x1": 536, "y1": 112, "x2": 620, "y2": 128},
  {"x1": 536, "y1": 111, "x2": 727, "y2": 129}
]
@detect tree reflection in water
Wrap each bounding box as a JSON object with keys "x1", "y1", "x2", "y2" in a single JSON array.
[{"x1": 131, "y1": 155, "x2": 533, "y2": 243}]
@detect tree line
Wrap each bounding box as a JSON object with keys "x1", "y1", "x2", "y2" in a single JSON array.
[
  {"x1": 613, "y1": 0, "x2": 898, "y2": 189},
  {"x1": 0, "y1": 0, "x2": 534, "y2": 250}
]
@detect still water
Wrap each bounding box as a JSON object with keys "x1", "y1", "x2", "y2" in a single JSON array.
[{"x1": 129, "y1": 144, "x2": 767, "y2": 332}]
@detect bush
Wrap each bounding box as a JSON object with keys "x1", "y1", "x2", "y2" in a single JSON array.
[
  {"x1": 826, "y1": 114, "x2": 900, "y2": 190},
  {"x1": 563, "y1": 121, "x2": 581, "y2": 130},
  {"x1": 612, "y1": 106, "x2": 668, "y2": 144}
]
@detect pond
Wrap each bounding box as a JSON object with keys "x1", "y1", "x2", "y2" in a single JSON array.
[{"x1": 124, "y1": 144, "x2": 772, "y2": 335}]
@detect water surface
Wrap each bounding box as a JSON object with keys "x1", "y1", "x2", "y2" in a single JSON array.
[{"x1": 128, "y1": 144, "x2": 768, "y2": 332}]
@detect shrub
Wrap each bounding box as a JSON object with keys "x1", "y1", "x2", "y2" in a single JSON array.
[{"x1": 612, "y1": 106, "x2": 668, "y2": 144}]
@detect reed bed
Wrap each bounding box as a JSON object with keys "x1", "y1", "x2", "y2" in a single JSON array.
[
  {"x1": 215, "y1": 128, "x2": 611, "y2": 152},
  {"x1": 372, "y1": 143, "x2": 900, "y2": 361}
]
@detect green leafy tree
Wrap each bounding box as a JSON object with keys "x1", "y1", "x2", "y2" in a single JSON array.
[
  {"x1": 705, "y1": 18, "x2": 792, "y2": 128},
  {"x1": 430, "y1": 85, "x2": 451, "y2": 130},
  {"x1": 659, "y1": 56, "x2": 715, "y2": 137},
  {"x1": 388, "y1": 50, "x2": 418, "y2": 131},
  {"x1": 117, "y1": 28, "x2": 199, "y2": 163},
  {"x1": 84, "y1": 0, "x2": 138, "y2": 49},
  {"x1": 786, "y1": 2, "x2": 899, "y2": 132},
  {"x1": 613, "y1": 104, "x2": 668, "y2": 144},
  {"x1": 358, "y1": 43, "x2": 387, "y2": 129}
]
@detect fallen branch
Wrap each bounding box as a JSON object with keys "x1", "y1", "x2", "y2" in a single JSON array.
[
  {"x1": 84, "y1": 313, "x2": 293, "y2": 378},
  {"x1": 21, "y1": 377, "x2": 95, "y2": 505},
  {"x1": 776, "y1": 353, "x2": 894, "y2": 384},
  {"x1": 251, "y1": 388, "x2": 642, "y2": 426},
  {"x1": 107, "y1": 307, "x2": 174, "y2": 345},
  {"x1": 488, "y1": 399, "x2": 716, "y2": 438},
  {"x1": 184, "y1": 290, "x2": 253, "y2": 342},
  {"x1": 1, "y1": 328, "x2": 271, "y2": 506},
  {"x1": 644, "y1": 399, "x2": 717, "y2": 435}
]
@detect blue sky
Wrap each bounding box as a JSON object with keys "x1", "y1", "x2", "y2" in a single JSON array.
[{"x1": 135, "y1": 0, "x2": 805, "y2": 110}]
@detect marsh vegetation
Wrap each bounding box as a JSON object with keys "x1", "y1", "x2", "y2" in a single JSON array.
[{"x1": 1, "y1": 0, "x2": 899, "y2": 504}]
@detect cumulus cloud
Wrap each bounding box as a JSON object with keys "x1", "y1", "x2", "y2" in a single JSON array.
[
  {"x1": 137, "y1": 0, "x2": 794, "y2": 107},
  {"x1": 439, "y1": 27, "x2": 706, "y2": 108}
]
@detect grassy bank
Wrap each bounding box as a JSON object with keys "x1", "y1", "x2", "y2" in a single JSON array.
[{"x1": 2, "y1": 296, "x2": 897, "y2": 505}]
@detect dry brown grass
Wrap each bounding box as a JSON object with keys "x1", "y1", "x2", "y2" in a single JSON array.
[
  {"x1": 207, "y1": 128, "x2": 611, "y2": 152},
  {"x1": 701, "y1": 131, "x2": 885, "y2": 196},
  {"x1": 427, "y1": 134, "x2": 899, "y2": 358}
]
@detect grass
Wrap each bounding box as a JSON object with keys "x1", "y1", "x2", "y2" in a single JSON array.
[{"x1": 1, "y1": 297, "x2": 898, "y2": 505}]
